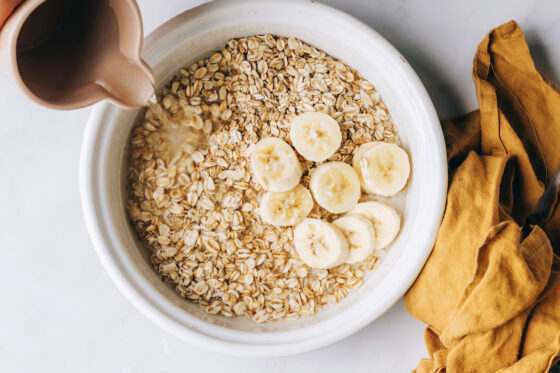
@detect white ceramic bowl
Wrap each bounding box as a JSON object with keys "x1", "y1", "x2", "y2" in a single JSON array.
[{"x1": 80, "y1": 0, "x2": 447, "y2": 357}]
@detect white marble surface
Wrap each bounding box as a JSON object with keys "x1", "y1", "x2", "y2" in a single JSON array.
[{"x1": 1, "y1": 0, "x2": 559, "y2": 372}]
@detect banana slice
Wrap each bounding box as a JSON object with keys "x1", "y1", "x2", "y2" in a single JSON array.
[
  {"x1": 358, "y1": 142, "x2": 410, "y2": 196},
  {"x1": 293, "y1": 218, "x2": 349, "y2": 269},
  {"x1": 309, "y1": 162, "x2": 361, "y2": 214},
  {"x1": 250, "y1": 137, "x2": 302, "y2": 192},
  {"x1": 333, "y1": 214, "x2": 377, "y2": 264},
  {"x1": 349, "y1": 201, "x2": 401, "y2": 251},
  {"x1": 260, "y1": 185, "x2": 314, "y2": 226},
  {"x1": 352, "y1": 142, "x2": 382, "y2": 193},
  {"x1": 289, "y1": 112, "x2": 342, "y2": 162}
]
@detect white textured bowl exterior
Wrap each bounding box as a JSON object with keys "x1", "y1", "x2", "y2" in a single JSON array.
[{"x1": 80, "y1": 0, "x2": 447, "y2": 357}]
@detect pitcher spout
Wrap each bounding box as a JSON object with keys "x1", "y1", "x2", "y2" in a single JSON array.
[
  {"x1": 95, "y1": 52, "x2": 155, "y2": 109},
  {"x1": 95, "y1": 0, "x2": 155, "y2": 109}
]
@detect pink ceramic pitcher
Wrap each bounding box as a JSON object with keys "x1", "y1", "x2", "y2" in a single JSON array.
[{"x1": 0, "y1": 0, "x2": 155, "y2": 109}]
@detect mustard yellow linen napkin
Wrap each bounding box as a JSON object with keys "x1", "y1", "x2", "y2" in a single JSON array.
[{"x1": 404, "y1": 20, "x2": 560, "y2": 373}]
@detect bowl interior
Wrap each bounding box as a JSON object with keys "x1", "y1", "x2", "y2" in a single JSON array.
[{"x1": 83, "y1": 0, "x2": 446, "y2": 353}]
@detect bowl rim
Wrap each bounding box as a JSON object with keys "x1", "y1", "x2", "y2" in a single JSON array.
[{"x1": 80, "y1": 0, "x2": 447, "y2": 357}]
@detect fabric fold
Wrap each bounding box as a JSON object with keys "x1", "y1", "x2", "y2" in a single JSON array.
[{"x1": 405, "y1": 20, "x2": 560, "y2": 373}]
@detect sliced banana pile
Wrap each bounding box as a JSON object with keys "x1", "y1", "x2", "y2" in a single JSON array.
[
  {"x1": 260, "y1": 185, "x2": 314, "y2": 227},
  {"x1": 250, "y1": 137, "x2": 302, "y2": 192},
  {"x1": 309, "y1": 162, "x2": 360, "y2": 214},
  {"x1": 350, "y1": 201, "x2": 401, "y2": 254},
  {"x1": 294, "y1": 219, "x2": 349, "y2": 269},
  {"x1": 333, "y1": 214, "x2": 376, "y2": 264},
  {"x1": 250, "y1": 111, "x2": 411, "y2": 270},
  {"x1": 290, "y1": 112, "x2": 342, "y2": 162},
  {"x1": 352, "y1": 141, "x2": 410, "y2": 196},
  {"x1": 294, "y1": 201, "x2": 401, "y2": 268}
]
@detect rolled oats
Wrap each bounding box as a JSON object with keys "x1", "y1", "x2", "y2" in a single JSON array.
[{"x1": 126, "y1": 35, "x2": 398, "y2": 322}]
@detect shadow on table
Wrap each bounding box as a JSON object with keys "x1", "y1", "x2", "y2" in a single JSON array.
[
  {"x1": 525, "y1": 30, "x2": 560, "y2": 84},
  {"x1": 405, "y1": 56, "x2": 466, "y2": 119}
]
